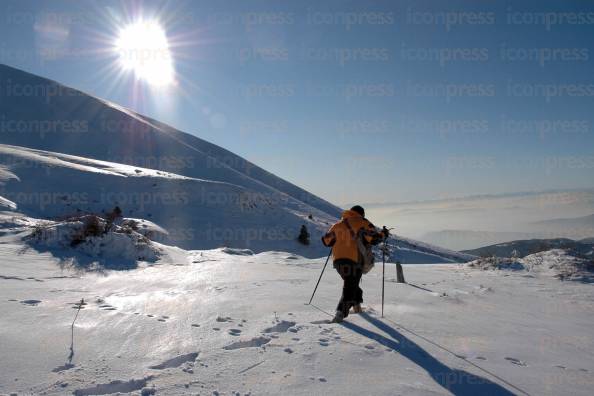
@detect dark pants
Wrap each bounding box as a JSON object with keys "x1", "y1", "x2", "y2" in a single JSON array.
[{"x1": 334, "y1": 259, "x2": 363, "y2": 318}]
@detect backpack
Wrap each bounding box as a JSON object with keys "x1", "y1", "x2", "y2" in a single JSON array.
[{"x1": 344, "y1": 219, "x2": 375, "y2": 274}]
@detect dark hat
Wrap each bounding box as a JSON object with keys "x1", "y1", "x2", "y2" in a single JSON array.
[{"x1": 350, "y1": 205, "x2": 365, "y2": 217}]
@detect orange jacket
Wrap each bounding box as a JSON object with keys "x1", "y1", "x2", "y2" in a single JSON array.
[{"x1": 322, "y1": 209, "x2": 384, "y2": 262}]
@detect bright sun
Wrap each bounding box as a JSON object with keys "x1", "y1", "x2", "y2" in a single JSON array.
[{"x1": 115, "y1": 21, "x2": 174, "y2": 87}]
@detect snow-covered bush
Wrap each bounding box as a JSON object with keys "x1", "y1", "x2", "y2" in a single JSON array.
[
  {"x1": 468, "y1": 249, "x2": 594, "y2": 282},
  {"x1": 26, "y1": 214, "x2": 161, "y2": 270},
  {"x1": 467, "y1": 255, "x2": 524, "y2": 271},
  {"x1": 120, "y1": 218, "x2": 169, "y2": 241},
  {"x1": 522, "y1": 249, "x2": 594, "y2": 281}
]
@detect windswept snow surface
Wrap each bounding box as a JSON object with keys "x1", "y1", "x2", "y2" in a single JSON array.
[{"x1": 0, "y1": 229, "x2": 592, "y2": 395}]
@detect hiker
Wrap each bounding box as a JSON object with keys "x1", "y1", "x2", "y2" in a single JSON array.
[{"x1": 322, "y1": 205, "x2": 389, "y2": 323}]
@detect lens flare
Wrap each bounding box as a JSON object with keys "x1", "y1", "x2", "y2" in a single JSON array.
[{"x1": 115, "y1": 21, "x2": 174, "y2": 86}]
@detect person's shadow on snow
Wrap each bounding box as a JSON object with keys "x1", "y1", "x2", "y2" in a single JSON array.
[{"x1": 340, "y1": 312, "x2": 517, "y2": 396}]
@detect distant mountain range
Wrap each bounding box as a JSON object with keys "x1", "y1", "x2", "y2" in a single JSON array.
[
  {"x1": 462, "y1": 238, "x2": 594, "y2": 259},
  {"x1": 421, "y1": 213, "x2": 594, "y2": 251}
]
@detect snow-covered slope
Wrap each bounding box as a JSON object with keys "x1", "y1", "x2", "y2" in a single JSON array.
[
  {"x1": 392, "y1": 234, "x2": 475, "y2": 263},
  {"x1": 0, "y1": 230, "x2": 592, "y2": 395},
  {"x1": 0, "y1": 143, "x2": 338, "y2": 256},
  {"x1": 0, "y1": 63, "x2": 341, "y2": 218},
  {"x1": 0, "y1": 64, "x2": 472, "y2": 262}
]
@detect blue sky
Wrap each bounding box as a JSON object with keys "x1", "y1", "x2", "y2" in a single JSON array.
[{"x1": 1, "y1": 0, "x2": 593, "y2": 205}]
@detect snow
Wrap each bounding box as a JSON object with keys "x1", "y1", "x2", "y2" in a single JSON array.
[
  {"x1": 0, "y1": 142, "x2": 335, "y2": 257},
  {"x1": 0, "y1": 195, "x2": 17, "y2": 210},
  {"x1": 522, "y1": 249, "x2": 594, "y2": 281},
  {"x1": 468, "y1": 249, "x2": 594, "y2": 282},
  {"x1": 24, "y1": 215, "x2": 163, "y2": 269},
  {"x1": 0, "y1": 224, "x2": 592, "y2": 396}
]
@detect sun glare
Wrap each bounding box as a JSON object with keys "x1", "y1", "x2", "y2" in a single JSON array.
[{"x1": 115, "y1": 21, "x2": 174, "y2": 87}]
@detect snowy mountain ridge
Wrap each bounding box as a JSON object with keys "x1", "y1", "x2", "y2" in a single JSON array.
[{"x1": 0, "y1": 64, "x2": 472, "y2": 262}]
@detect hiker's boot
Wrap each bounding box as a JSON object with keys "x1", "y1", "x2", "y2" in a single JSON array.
[{"x1": 331, "y1": 311, "x2": 345, "y2": 323}]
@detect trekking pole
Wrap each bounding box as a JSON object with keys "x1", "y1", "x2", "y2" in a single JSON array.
[
  {"x1": 381, "y1": 233, "x2": 386, "y2": 318},
  {"x1": 380, "y1": 227, "x2": 393, "y2": 318},
  {"x1": 307, "y1": 249, "x2": 332, "y2": 305}
]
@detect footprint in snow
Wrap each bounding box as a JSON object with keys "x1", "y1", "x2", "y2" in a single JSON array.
[
  {"x1": 228, "y1": 329, "x2": 242, "y2": 336},
  {"x1": 505, "y1": 357, "x2": 527, "y2": 366},
  {"x1": 262, "y1": 321, "x2": 296, "y2": 334},
  {"x1": 475, "y1": 356, "x2": 487, "y2": 361},
  {"x1": 216, "y1": 316, "x2": 233, "y2": 323},
  {"x1": 284, "y1": 348, "x2": 294, "y2": 354},
  {"x1": 52, "y1": 363, "x2": 75, "y2": 373},
  {"x1": 20, "y1": 299, "x2": 41, "y2": 306},
  {"x1": 191, "y1": 324, "x2": 200, "y2": 328},
  {"x1": 223, "y1": 336, "x2": 271, "y2": 350},
  {"x1": 149, "y1": 352, "x2": 199, "y2": 370},
  {"x1": 319, "y1": 338, "x2": 330, "y2": 347},
  {"x1": 72, "y1": 377, "x2": 151, "y2": 396},
  {"x1": 70, "y1": 300, "x2": 87, "y2": 308}
]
